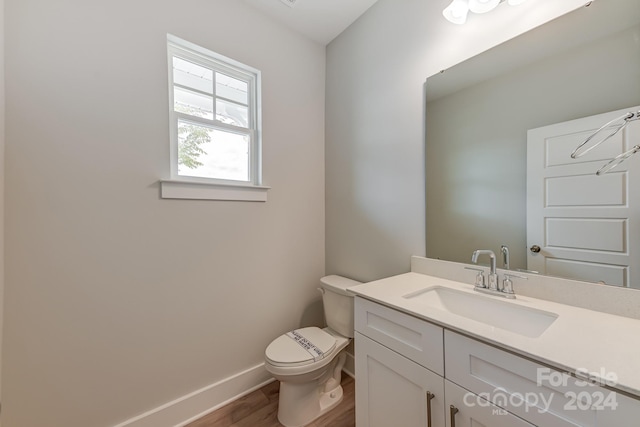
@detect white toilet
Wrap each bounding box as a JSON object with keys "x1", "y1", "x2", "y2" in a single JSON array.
[{"x1": 264, "y1": 275, "x2": 360, "y2": 427}]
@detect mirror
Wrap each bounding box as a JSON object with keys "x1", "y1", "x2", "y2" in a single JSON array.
[{"x1": 426, "y1": 0, "x2": 640, "y2": 288}]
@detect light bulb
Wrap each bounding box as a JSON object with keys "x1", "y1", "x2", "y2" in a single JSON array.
[
  {"x1": 468, "y1": 0, "x2": 501, "y2": 13},
  {"x1": 443, "y1": 0, "x2": 469, "y2": 25}
]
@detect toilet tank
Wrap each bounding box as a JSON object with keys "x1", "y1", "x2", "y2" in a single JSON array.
[{"x1": 320, "y1": 275, "x2": 361, "y2": 338}]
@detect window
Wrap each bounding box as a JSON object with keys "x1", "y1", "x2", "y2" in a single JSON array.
[{"x1": 162, "y1": 35, "x2": 267, "y2": 201}]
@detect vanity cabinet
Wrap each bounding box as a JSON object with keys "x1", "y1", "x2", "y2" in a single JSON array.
[{"x1": 355, "y1": 296, "x2": 640, "y2": 427}]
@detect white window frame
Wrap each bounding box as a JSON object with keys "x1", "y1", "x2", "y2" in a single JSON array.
[{"x1": 161, "y1": 34, "x2": 269, "y2": 201}]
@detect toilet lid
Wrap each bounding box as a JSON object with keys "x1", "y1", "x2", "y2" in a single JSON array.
[{"x1": 265, "y1": 327, "x2": 337, "y2": 367}]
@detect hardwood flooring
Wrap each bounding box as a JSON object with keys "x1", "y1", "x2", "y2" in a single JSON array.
[{"x1": 186, "y1": 375, "x2": 355, "y2": 427}]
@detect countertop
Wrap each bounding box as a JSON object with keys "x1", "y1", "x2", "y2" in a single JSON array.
[{"x1": 349, "y1": 272, "x2": 640, "y2": 398}]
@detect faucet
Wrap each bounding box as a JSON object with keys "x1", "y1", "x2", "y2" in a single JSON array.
[
  {"x1": 469, "y1": 248, "x2": 526, "y2": 299},
  {"x1": 471, "y1": 249, "x2": 498, "y2": 290},
  {"x1": 500, "y1": 245, "x2": 510, "y2": 270}
]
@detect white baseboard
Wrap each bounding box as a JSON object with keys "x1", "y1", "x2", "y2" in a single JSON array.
[
  {"x1": 114, "y1": 354, "x2": 358, "y2": 427},
  {"x1": 113, "y1": 363, "x2": 273, "y2": 427}
]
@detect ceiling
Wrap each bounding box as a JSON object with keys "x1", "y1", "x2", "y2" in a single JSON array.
[{"x1": 241, "y1": 0, "x2": 380, "y2": 45}]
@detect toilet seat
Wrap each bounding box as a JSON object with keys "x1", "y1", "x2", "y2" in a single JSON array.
[{"x1": 265, "y1": 327, "x2": 337, "y2": 367}]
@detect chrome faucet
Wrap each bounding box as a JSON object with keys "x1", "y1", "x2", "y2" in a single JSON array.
[
  {"x1": 469, "y1": 249, "x2": 525, "y2": 299},
  {"x1": 471, "y1": 249, "x2": 498, "y2": 290},
  {"x1": 500, "y1": 245, "x2": 510, "y2": 270}
]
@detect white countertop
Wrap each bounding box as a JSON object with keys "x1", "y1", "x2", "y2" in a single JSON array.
[{"x1": 349, "y1": 272, "x2": 640, "y2": 398}]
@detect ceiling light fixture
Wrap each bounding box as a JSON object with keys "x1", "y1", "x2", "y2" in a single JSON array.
[
  {"x1": 443, "y1": 0, "x2": 528, "y2": 25},
  {"x1": 443, "y1": 0, "x2": 470, "y2": 25}
]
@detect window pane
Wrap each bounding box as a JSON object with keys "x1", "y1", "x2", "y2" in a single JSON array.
[
  {"x1": 173, "y1": 56, "x2": 213, "y2": 94},
  {"x1": 177, "y1": 120, "x2": 249, "y2": 181},
  {"x1": 216, "y1": 98, "x2": 248, "y2": 128},
  {"x1": 216, "y1": 72, "x2": 248, "y2": 105},
  {"x1": 174, "y1": 87, "x2": 213, "y2": 119}
]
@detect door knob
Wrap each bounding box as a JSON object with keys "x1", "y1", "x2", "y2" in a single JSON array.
[{"x1": 530, "y1": 245, "x2": 541, "y2": 253}]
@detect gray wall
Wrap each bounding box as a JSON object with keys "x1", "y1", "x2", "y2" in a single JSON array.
[
  {"x1": 426, "y1": 25, "x2": 640, "y2": 270},
  {"x1": 4, "y1": 1, "x2": 325, "y2": 426},
  {"x1": 325, "y1": 0, "x2": 429, "y2": 282},
  {"x1": 325, "y1": 0, "x2": 587, "y2": 282}
]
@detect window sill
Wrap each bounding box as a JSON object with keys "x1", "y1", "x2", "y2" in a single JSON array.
[{"x1": 160, "y1": 180, "x2": 270, "y2": 202}]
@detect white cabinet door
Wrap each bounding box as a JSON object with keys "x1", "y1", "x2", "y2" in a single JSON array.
[
  {"x1": 356, "y1": 332, "x2": 446, "y2": 427},
  {"x1": 445, "y1": 380, "x2": 534, "y2": 427}
]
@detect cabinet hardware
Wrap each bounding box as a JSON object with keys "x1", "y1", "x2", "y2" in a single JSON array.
[
  {"x1": 450, "y1": 404, "x2": 459, "y2": 427},
  {"x1": 426, "y1": 391, "x2": 435, "y2": 427}
]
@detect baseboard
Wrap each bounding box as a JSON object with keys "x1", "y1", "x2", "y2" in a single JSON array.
[{"x1": 113, "y1": 363, "x2": 273, "y2": 427}]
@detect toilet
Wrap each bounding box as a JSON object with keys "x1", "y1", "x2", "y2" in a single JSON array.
[{"x1": 264, "y1": 275, "x2": 360, "y2": 427}]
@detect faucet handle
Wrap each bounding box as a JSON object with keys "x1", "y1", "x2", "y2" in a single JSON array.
[
  {"x1": 464, "y1": 267, "x2": 486, "y2": 288},
  {"x1": 502, "y1": 273, "x2": 528, "y2": 295}
]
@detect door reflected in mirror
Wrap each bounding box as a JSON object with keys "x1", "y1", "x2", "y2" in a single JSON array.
[{"x1": 425, "y1": 0, "x2": 640, "y2": 288}]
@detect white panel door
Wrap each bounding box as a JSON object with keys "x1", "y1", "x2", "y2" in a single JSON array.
[{"x1": 527, "y1": 106, "x2": 640, "y2": 287}]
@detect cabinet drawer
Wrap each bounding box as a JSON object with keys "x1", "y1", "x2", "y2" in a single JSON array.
[
  {"x1": 445, "y1": 330, "x2": 629, "y2": 427},
  {"x1": 355, "y1": 297, "x2": 444, "y2": 375}
]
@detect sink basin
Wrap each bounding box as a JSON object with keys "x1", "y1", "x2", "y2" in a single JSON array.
[{"x1": 402, "y1": 287, "x2": 558, "y2": 338}]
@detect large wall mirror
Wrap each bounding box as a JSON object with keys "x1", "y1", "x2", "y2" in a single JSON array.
[{"x1": 426, "y1": 0, "x2": 640, "y2": 288}]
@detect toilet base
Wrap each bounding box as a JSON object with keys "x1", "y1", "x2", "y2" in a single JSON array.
[
  {"x1": 318, "y1": 383, "x2": 344, "y2": 415},
  {"x1": 276, "y1": 353, "x2": 347, "y2": 427},
  {"x1": 277, "y1": 383, "x2": 344, "y2": 427}
]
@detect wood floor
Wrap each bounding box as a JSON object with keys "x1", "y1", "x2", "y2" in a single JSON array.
[{"x1": 186, "y1": 375, "x2": 355, "y2": 427}]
